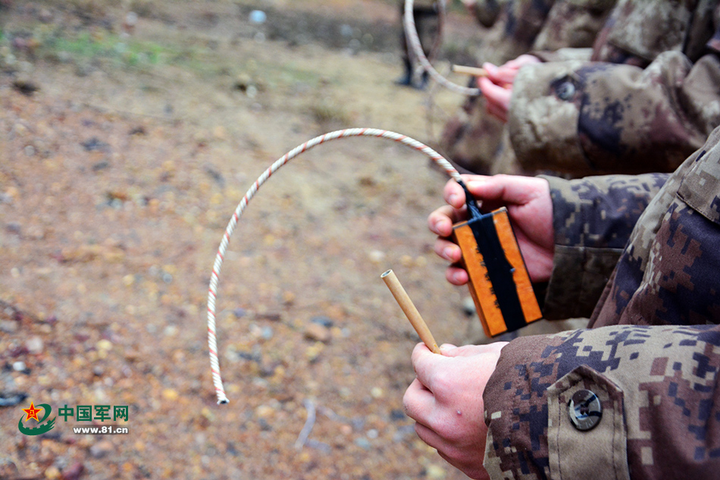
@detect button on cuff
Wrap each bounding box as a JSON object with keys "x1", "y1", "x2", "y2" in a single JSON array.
[{"x1": 568, "y1": 388, "x2": 602, "y2": 431}]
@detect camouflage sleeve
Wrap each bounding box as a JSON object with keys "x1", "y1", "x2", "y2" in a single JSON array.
[
  {"x1": 532, "y1": 0, "x2": 618, "y2": 52},
  {"x1": 483, "y1": 324, "x2": 720, "y2": 479},
  {"x1": 540, "y1": 173, "x2": 668, "y2": 319},
  {"x1": 509, "y1": 50, "x2": 720, "y2": 177}
]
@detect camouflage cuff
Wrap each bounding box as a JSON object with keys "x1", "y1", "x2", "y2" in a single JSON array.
[
  {"x1": 508, "y1": 61, "x2": 593, "y2": 176},
  {"x1": 487, "y1": 324, "x2": 720, "y2": 479},
  {"x1": 542, "y1": 173, "x2": 666, "y2": 249},
  {"x1": 483, "y1": 332, "x2": 569, "y2": 478},
  {"x1": 485, "y1": 337, "x2": 630, "y2": 480}
]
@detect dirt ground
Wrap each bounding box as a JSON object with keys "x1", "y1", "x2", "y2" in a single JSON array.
[{"x1": 0, "y1": 2, "x2": 568, "y2": 479}]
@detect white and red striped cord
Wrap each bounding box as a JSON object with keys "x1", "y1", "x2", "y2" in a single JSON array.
[
  {"x1": 207, "y1": 128, "x2": 462, "y2": 404},
  {"x1": 404, "y1": 0, "x2": 481, "y2": 96}
]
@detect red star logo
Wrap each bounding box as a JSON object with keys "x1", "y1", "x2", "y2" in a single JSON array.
[{"x1": 22, "y1": 402, "x2": 42, "y2": 422}]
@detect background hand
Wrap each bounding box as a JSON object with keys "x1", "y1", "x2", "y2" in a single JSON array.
[{"x1": 478, "y1": 54, "x2": 541, "y2": 122}]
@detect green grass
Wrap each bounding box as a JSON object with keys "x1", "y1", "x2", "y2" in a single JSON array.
[{"x1": 41, "y1": 31, "x2": 171, "y2": 68}]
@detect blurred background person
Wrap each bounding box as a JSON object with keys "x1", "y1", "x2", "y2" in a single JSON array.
[
  {"x1": 477, "y1": 0, "x2": 720, "y2": 177},
  {"x1": 396, "y1": 0, "x2": 441, "y2": 89},
  {"x1": 440, "y1": 0, "x2": 616, "y2": 175}
]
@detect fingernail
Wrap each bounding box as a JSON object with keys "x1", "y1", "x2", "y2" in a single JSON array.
[
  {"x1": 467, "y1": 180, "x2": 484, "y2": 190},
  {"x1": 448, "y1": 193, "x2": 459, "y2": 206},
  {"x1": 442, "y1": 246, "x2": 453, "y2": 260}
]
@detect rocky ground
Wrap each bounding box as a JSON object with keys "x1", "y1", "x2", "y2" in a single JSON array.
[{"x1": 0, "y1": 1, "x2": 574, "y2": 479}]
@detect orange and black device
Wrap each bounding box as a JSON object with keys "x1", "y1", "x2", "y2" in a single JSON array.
[{"x1": 451, "y1": 182, "x2": 542, "y2": 337}]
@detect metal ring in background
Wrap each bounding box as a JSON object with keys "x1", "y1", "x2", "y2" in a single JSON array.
[{"x1": 404, "y1": 0, "x2": 481, "y2": 96}]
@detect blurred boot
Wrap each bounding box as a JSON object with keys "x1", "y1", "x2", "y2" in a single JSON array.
[{"x1": 394, "y1": 57, "x2": 413, "y2": 87}]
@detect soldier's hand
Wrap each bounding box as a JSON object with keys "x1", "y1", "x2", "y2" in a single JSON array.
[
  {"x1": 404, "y1": 342, "x2": 507, "y2": 480},
  {"x1": 479, "y1": 54, "x2": 541, "y2": 122},
  {"x1": 428, "y1": 174, "x2": 554, "y2": 285}
]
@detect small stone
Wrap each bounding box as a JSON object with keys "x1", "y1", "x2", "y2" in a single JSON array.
[
  {"x1": 0, "y1": 320, "x2": 18, "y2": 333},
  {"x1": 89, "y1": 440, "x2": 113, "y2": 459},
  {"x1": 12, "y1": 361, "x2": 26, "y2": 372},
  {"x1": 304, "y1": 323, "x2": 331, "y2": 343},
  {"x1": 400, "y1": 255, "x2": 414, "y2": 267},
  {"x1": 305, "y1": 343, "x2": 324, "y2": 362},
  {"x1": 162, "y1": 389, "x2": 179, "y2": 401},
  {"x1": 354, "y1": 438, "x2": 371, "y2": 450},
  {"x1": 258, "y1": 418, "x2": 272, "y2": 431},
  {"x1": 44, "y1": 466, "x2": 61, "y2": 479},
  {"x1": 200, "y1": 407, "x2": 215, "y2": 422},
  {"x1": 426, "y1": 464, "x2": 446, "y2": 479},
  {"x1": 255, "y1": 405, "x2": 274, "y2": 418},
  {"x1": 26, "y1": 336, "x2": 43, "y2": 354},
  {"x1": 393, "y1": 424, "x2": 415, "y2": 443},
  {"x1": 368, "y1": 250, "x2": 385, "y2": 264},
  {"x1": 462, "y1": 297, "x2": 477, "y2": 316},
  {"x1": 249, "y1": 10, "x2": 266, "y2": 24},
  {"x1": 310, "y1": 316, "x2": 334, "y2": 328},
  {"x1": 370, "y1": 387, "x2": 383, "y2": 399},
  {"x1": 96, "y1": 339, "x2": 112, "y2": 351},
  {"x1": 282, "y1": 291, "x2": 295, "y2": 305},
  {"x1": 0, "y1": 392, "x2": 27, "y2": 407},
  {"x1": 61, "y1": 462, "x2": 84, "y2": 480},
  {"x1": 38, "y1": 8, "x2": 54, "y2": 23},
  {"x1": 163, "y1": 325, "x2": 178, "y2": 337},
  {"x1": 366, "y1": 429, "x2": 378, "y2": 439},
  {"x1": 234, "y1": 73, "x2": 252, "y2": 92},
  {"x1": 6, "y1": 222, "x2": 21, "y2": 234},
  {"x1": 390, "y1": 409, "x2": 406, "y2": 421}
]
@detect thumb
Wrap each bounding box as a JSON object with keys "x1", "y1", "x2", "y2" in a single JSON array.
[
  {"x1": 440, "y1": 344, "x2": 486, "y2": 358},
  {"x1": 440, "y1": 343, "x2": 508, "y2": 358},
  {"x1": 439, "y1": 343, "x2": 458, "y2": 355},
  {"x1": 466, "y1": 174, "x2": 543, "y2": 206}
]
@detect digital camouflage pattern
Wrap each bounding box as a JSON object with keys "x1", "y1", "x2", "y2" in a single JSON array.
[
  {"x1": 541, "y1": 171, "x2": 667, "y2": 319},
  {"x1": 440, "y1": 0, "x2": 615, "y2": 175},
  {"x1": 509, "y1": 0, "x2": 720, "y2": 176},
  {"x1": 483, "y1": 127, "x2": 720, "y2": 478}
]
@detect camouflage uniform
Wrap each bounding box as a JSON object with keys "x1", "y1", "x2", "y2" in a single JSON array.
[
  {"x1": 509, "y1": 0, "x2": 720, "y2": 177},
  {"x1": 440, "y1": 0, "x2": 615, "y2": 175},
  {"x1": 482, "y1": 127, "x2": 720, "y2": 478}
]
